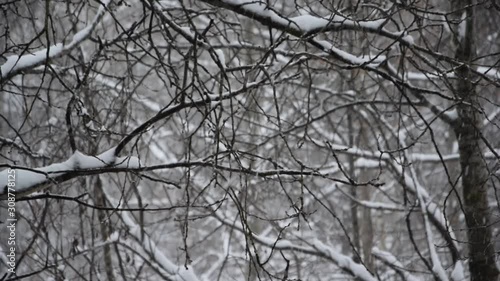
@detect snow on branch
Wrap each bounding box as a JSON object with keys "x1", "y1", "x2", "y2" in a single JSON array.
[
  {"x1": 212, "y1": 207, "x2": 377, "y2": 281},
  {"x1": 368, "y1": 114, "x2": 464, "y2": 279},
  {"x1": 103, "y1": 187, "x2": 202, "y2": 281},
  {"x1": 289, "y1": 14, "x2": 386, "y2": 34},
  {"x1": 372, "y1": 247, "x2": 420, "y2": 281},
  {"x1": 399, "y1": 66, "x2": 500, "y2": 82},
  {"x1": 318, "y1": 141, "x2": 500, "y2": 164},
  {"x1": 386, "y1": 158, "x2": 463, "y2": 280},
  {"x1": 0, "y1": 75, "x2": 278, "y2": 195},
  {"x1": 200, "y1": 0, "x2": 500, "y2": 91},
  {"x1": 315, "y1": 40, "x2": 385, "y2": 67},
  {"x1": 0, "y1": 0, "x2": 111, "y2": 81},
  {"x1": 389, "y1": 162, "x2": 461, "y2": 248},
  {"x1": 199, "y1": 0, "x2": 391, "y2": 66},
  {"x1": 344, "y1": 195, "x2": 407, "y2": 212},
  {"x1": 200, "y1": 0, "x2": 386, "y2": 37},
  {"x1": 410, "y1": 167, "x2": 449, "y2": 281},
  {"x1": 0, "y1": 147, "x2": 140, "y2": 197}
]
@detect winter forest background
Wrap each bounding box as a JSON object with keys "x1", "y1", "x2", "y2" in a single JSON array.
[{"x1": 1, "y1": 0, "x2": 500, "y2": 280}]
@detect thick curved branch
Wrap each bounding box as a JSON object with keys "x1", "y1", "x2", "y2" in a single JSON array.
[{"x1": 114, "y1": 75, "x2": 276, "y2": 156}]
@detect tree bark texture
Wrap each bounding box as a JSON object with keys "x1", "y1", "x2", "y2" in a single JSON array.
[{"x1": 452, "y1": 1, "x2": 499, "y2": 280}]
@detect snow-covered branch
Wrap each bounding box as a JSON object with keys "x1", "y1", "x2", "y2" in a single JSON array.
[
  {"x1": 102, "y1": 185, "x2": 202, "y2": 281},
  {"x1": 0, "y1": 147, "x2": 140, "y2": 198},
  {"x1": 194, "y1": 0, "x2": 390, "y2": 67},
  {"x1": 372, "y1": 247, "x2": 420, "y2": 281},
  {"x1": 212, "y1": 205, "x2": 377, "y2": 281},
  {"x1": 0, "y1": 0, "x2": 111, "y2": 81},
  {"x1": 199, "y1": 0, "x2": 389, "y2": 38},
  {"x1": 410, "y1": 166, "x2": 449, "y2": 281}
]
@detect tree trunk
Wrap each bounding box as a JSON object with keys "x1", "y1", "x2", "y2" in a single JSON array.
[
  {"x1": 94, "y1": 177, "x2": 116, "y2": 281},
  {"x1": 452, "y1": 1, "x2": 499, "y2": 280},
  {"x1": 360, "y1": 181, "x2": 374, "y2": 272}
]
